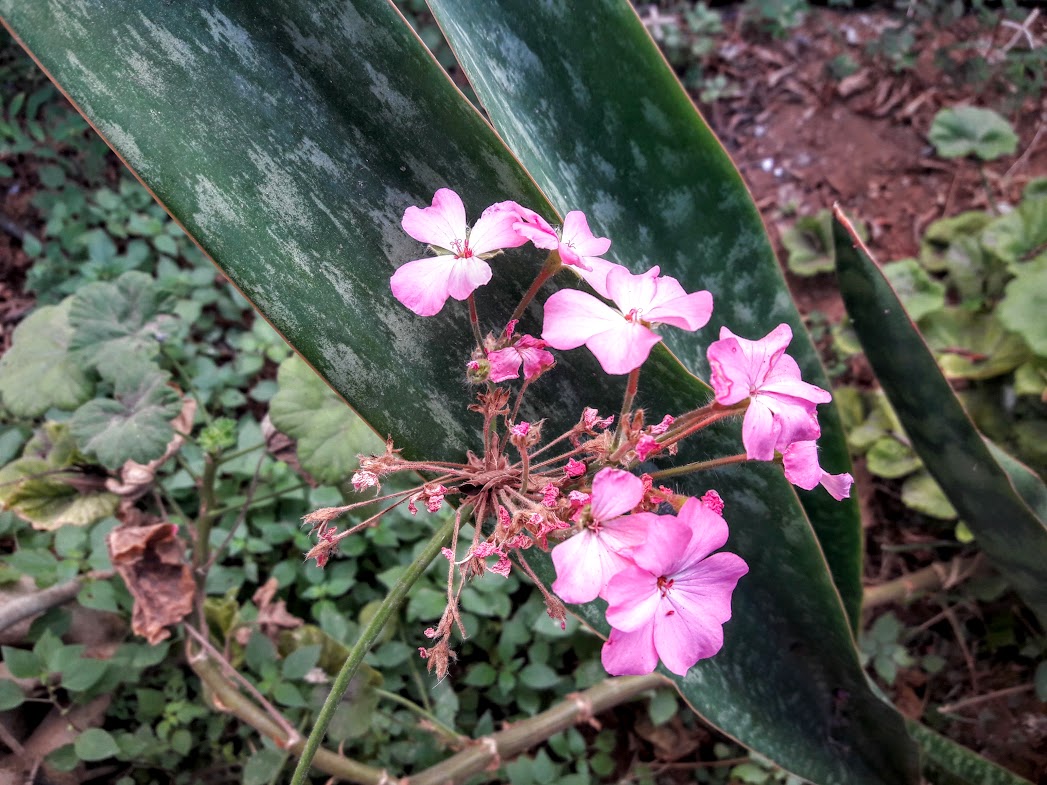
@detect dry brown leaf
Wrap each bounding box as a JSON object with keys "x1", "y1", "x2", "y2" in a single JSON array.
[
  {"x1": 106, "y1": 396, "x2": 197, "y2": 498},
  {"x1": 253, "y1": 577, "x2": 303, "y2": 639},
  {"x1": 261, "y1": 414, "x2": 319, "y2": 487},
  {"x1": 108, "y1": 522, "x2": 195, "y2": 644}
]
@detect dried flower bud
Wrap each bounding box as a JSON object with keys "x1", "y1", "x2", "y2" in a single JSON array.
[{"x1": 564, "y1": 458, "x2": 586, "y2": 478}]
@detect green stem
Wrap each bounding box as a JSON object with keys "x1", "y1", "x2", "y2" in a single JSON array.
[
  {"x1": 647, "y1": 452, "x2": 749, "y2": 481},
  {"x1": 374, "y1": 688, "x2": 463, "y2": 745},
  {"x1": 163, "y1": 348, "x2": 213, "y2": 426},
  {"x1": 289, "y1": 516, "x2": 456, "y2": 785},
  {"x1": 194, "y1": 454, "x2": 219, "y2": 576},
  {"x1": 216, "y1": 442, "x2": 265, "y2": 465},
  {"x1": 208, "y1": 481, "x2": 310, "y2": 518},
  {"x1": 509, "y1": 250, "x2": 561, "y2": 324}
]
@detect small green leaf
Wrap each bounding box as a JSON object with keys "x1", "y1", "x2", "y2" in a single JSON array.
[
  {"x1": 866, "y1": 437, "x2": 922, "y2": 479},
  {"x1": 981, "y1": 194, "x2": 1047, "y2": 271},
  {"x1": 268, "y1": 356, "x2": 383, "y2": 485},
  {"x1": 921, "y1": 309, "x2": 1030, "y2": 380},
  {"x1": 0, "y1": 679, "x2": 26, "y2": 710},
  {"x1": 882, "y1": 259, "x2": 944, "y2": 322},
  {"x1": 74, "y1": 728, "x2": 120, "y2": 761},
  {"x1": 244, "y1": 632, "x2": 277, "y2": 674},
  {"x1": 648, "y1": 689, "x2": 678, "y2": 726},
  {"x1": 68, "y1": 270, "x2": 176, "y2": 374},
  {"x1": 920, "y1": 211, "x2": 993, "y2": 272},
  {"x1": 243, "y1": 748, "x2": 286, "y2": 785},
  {"x1": 281, "y1": 644, "x2": 321, "y2": 681},
  {"x1": 901, "y1": 472, "x2": 958, "y2": 520},
  {"x1": 69, "y1": 366, "x2": 182, "y2": 470},
  {"x1": 463, "y1": 663, "x2": 497, "y2": 687},
  {"x1": 518, "y1": 662, "x2": 560, "y2": 690},
  {"x1": 61, "y1": 656, "x2": 109, "y2": 692},
  {"x1": 929, "y1": 105, "x2": 1018, "y2": 160},
  {"x1": 997, "y1": 261, "x2": 1047, "y2": 357},
  {"x1": 782, "y1": 211, "x2": 835, "y2": 277},
  {"x1": 0, "y1": 300, "x2": 94, "y2": 417}
]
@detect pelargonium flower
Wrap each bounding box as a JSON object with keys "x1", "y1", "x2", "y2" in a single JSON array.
[
  {"x1": 601, "y1": 496, "x2": 748, "y2": 676},
  {"x1": 391, "y1": 189, "x2": 528, "y2": 316},
  {"x1": 706, "y1": 324, "x2": 832, "y2": 461},
  {"x1": 551, "y1": 468, "x2": 652, "y2": 604},
  {"x1": 513, "y1": 209, "x2": 611, "y2": 271},
  {"x1": 542, "y1": 266, "x2": 713, "y2": 375},
  {"x1": 487, "y1": 335, "x2": 555, "y2": 383},
  {"x1": 782, "y1": 441, "x2": 854, "y2": 501}
]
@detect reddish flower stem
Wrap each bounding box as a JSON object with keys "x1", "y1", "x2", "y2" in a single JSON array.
[
  {"x1": 509, "y1": 250, "x2": 561, "y2": 324},
  {"x1": 467, "y1": 294, "x2": 484, "y2": 349},
  {"x1": 647, "y1": 452, "x2": 750, "y2": 481}
]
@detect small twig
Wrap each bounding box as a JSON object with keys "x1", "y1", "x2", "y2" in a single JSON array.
[
  {"x1": 184, "y1": 624, "x2": 301, "y2": 745},
  {"x1": 941, "y1": 601, "x2": 980, "y2": 694},
  {"x1": 1004, "y1": 113, "x2": 1047, "y2": 180},
  {"x1": 203, "y1": 451, "x2": 267, "y2": 573},
  {"x1": 0, "y1": 572, "x2": 113, "y2": 634},
  {"x1": 406, "y1": 674, "x2": 666, "y2": 785},
  {"x1": 862, "y1": 555, "x2": 981, "y2": 610},
  {"x1": 938, "y1": 683, "x2": 1035, "y2": 714},
  {"x1": 374, "y1": 688, "x2": 465, "y2": 747},
  {"x1": 0, "y1": 717, "x2": 26, "y2": 755}
]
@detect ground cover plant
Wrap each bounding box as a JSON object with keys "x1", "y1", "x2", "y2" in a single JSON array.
[{"x1": 0, "y1": 2, "x2": 1045, "y2": 784}]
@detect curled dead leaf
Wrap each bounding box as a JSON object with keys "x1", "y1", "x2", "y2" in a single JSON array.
[
  {"x1": 261, "y1": 413, "x2": 319, "y2": 487},
  {"x1": 108, "y1": 522, "x2": 195, "y2": 644},
  {"x1": 106, "y1": 396, "x2": 197, "y2": 498},
  {"x1": 253, "y1": 577, "x2": 303, "y2": 639}
]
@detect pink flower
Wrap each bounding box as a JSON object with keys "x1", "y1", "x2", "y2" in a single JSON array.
[
  {"x1": 513, "y1": 209, "x2": 611, "y2": 271},
  {"x1": 581, "y1": 407, "x2": 614, "y2": 430},
  {"x1": 706, "y1": 324, "x2": 832, "y2": 461},
  {"x1": 542, "y1": 266, "x2": 713, "y2": 375},
  {"x1": 564, "y1": 458, "x2": 586, "y2": 478},
  {"x1": 488, "y1": 335, "x2": 555, "y2": 383},
  {"x1": 541, "y1": 484, "x2": 560, "y2": 507},
  {"x1": 351, "y1": 470, "x2": 379, "y2": 492},
  {"x1": 649, "y1": 415, "x2": 675, "y2": 435},
  {"x1": 700, "y1": 490, "x2": 725, "y2": 515},
  {"x1": 391, "y1": 189, "x2": 527, "y2": 316},
  {"x1": 510, "y1": 421, "x2": 531, "y2": 438},
  {"x1": 635, "y1": 434, "x2": 661, "y2": 461},
  {"x1": 600, "y1": 497, "x2": 748, "y2": 676},
  {"x1": 551, "y1": 468, "x2": 652, "y2": 603},
  {"x1": 782, "y1": 441, "x2": 854, "y2": 501}
]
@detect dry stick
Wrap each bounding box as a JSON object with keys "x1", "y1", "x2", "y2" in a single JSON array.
[
  {"x1": 862, "y1": 555, "x2": 982, "y2": 610},
  {"x1": 191, "y1": 657, "x2": 385, "y2": 785},
  {"x1": 184, "y1": 624, "x2": 300, "y2": 744},
  {"x1": 938, "y1": 683, "x2": 1035, "y2": 715},
  {"x1": 0, "y1": 571, "x2": 113, "y2": 634},
  {"x1": 407, "y1": 674, "x2": 666, "y2": 785},
  {"x1": 942, "y1": 602, "x2": 981, "y2": 694},
  {"x1": 1004, "y1": 112, "x2": 1047, "y2": 180}
]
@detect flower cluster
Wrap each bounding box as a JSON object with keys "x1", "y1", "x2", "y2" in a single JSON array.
[{"x1": 302, "y1": 188, "x2": 853, "y2": 679}]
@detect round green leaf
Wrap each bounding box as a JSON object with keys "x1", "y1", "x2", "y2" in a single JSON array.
[
  {"x1": 997, "y1": 261, "x2": 1047, "y2": 357},
  {"x1": 69, "y1": 367, "x2": 182, "y2": 470},
  {"x1": 0, "y1": 678, "x2": 26, "y2": 710},
  {"x1": 919, "y1": 211, "x2": 992, "y2": 272},
  {"x1": 867, "y1": 437, "x2": 922, "y2": 479},
  {"x1": 882, "y1": 258, "x2": 945, "y2": 322},
  {"x1": 929, "y1": 105, "x2": 1018, "y2": 161},
  {"x1": 0, "y1": 300, "x2": 94, "y2": 417},
  {"x1": 782, "y1": 211, "x2": 835, "y2": 277},
  {"x1": 901, "y1": 472, "x2": 958, "y2": 520},
  {"x1": 269, "y1": 355, "x2": 383, "y2": 485},
  {"x1": 73, "y1": 728, "x2": 120, "y2": 762},
  {"x1": 982, "y1": 195, "x2": 1047, "y2": 271},
  {"x1": 921, "y1": 308, "x2": 1030, "y2": 379}
]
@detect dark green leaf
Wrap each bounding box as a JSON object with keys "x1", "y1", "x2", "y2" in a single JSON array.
[
  {"x1": 243, "y1": 748, "x2": 286, "y2": 785},
  {"x1": 69, "y1": 366, "x2": 182, "y2": 469},
  {"x1": 0, "y1": 300, "x2": 94, "y2": 417},
  {"x1": 997, "y1": 260, "x2": 1047, "y2": 357},
  {"x1": 907, "y1": 721, "x2": 1034, "y2": 785},
  {"x1": 281, "y1": 644, "x2": 321, "y2": 680},
  {"x1": 834, "y1": 210, "x2": 1047, "y2": 625},
  {"x1": 0, "y1": 679, "x2": 25, "y2": 710},
  {"x1": 518, "y1": 662, "x2": 560, "y2": 690},
  {"x1": 882, "y1": 259, "x2": 944, "y2": 322}
]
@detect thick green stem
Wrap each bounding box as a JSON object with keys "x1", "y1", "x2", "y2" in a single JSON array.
[
  {"x1": 509, "y1": 250, "x2": 561, "y2": 325},
  {"x1": 289, "y1": 516, "x2": 456, "y2": 785},
  {"x1": 648, "y1": 452, "x2": 749, "y2": 481}
]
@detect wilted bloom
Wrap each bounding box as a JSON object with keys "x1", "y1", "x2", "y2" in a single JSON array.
[
  {"x1": 635, "y1": 434, "x2": 661, "y2": 461},
  {"x1": 351, "y1": 470, "x2": 379, "y2": 493},
  {"x1": 782, "y1": 441, "x2": 854, "y2": 501},
  {"x1": 543, "y1": 265, "x2": 713, "y2": 375},
  {"x1": 581, "y1": 407, "x2": 614, "y2": 431},
  {"x1": 488, "y1": 335, "x2": 555, "y2": 383},
  {"x1": 700, "y1": 490, "x2": 725, "y2": 515},
  {"x1": 564, "y1": 458, "x2": 586, "y2": 478},
  {"x1": 510, "y1": 421, "x2": 531, "y2": 438},
  {"x1": 601, "y1": 496, "x2": 748, "y2": 676},
  {"x1": 706, "y1": 324, "x2": 831, "y2": 461},
  {"x1": 513, "y1": 209, "x2": 611, "y2": 271},
  {"x1": 551, "y1": 468, "x2": 652, "y2": 603},
  {"x1": 392, "y1": 189, "x2": 528, "y2": 316}
]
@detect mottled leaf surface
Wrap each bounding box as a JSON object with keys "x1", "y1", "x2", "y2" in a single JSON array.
[
  {"x1": 425, "y1": 0, "x2": 861, "y2": 627},
  {"x1": 1, "y1": 3, "x2": 914, "y2": 783},
  {"x1": 907, "y1": 721, "x2": 1034, "y2": 785},
  {"x1": 834, "y1": 212, "x2": 1047, "y2": 625}
]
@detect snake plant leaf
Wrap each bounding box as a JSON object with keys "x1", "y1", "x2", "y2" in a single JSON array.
[
  {"x1": 0, "y1": 4, "x2": 916, "y2": 783},
  {"x1": 882, "y1": 259, "x2": 945, "y2": 323},
  {"x1": 906, "y1": 721, "x2": 1035, "y2": 785},
  {"x1": 833, "y1": 209, "x2": 1047, "y2": 626},
  {"x1": 425, "y1": 0, "x2": 862, "y2": 633}
]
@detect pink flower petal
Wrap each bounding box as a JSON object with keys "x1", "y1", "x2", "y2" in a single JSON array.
[
  {"x1": 645, "y1": 289, "x2": 714, "y2": 331},
  {"x1": 782, "y1": 440, "x2": 822, "y2": 490},
  {"x1": 560, "y1": 211, "x2": 611, "y2": 268},
  {"x1": 741, "y1": 399, "x2": 781, "y2": 461},
  {"x1": 675, "y1": 497, "x2": 730, "y2": 563},
  {"x1": 444, "y1": 256, "x2": 493, "y2": 301},
  {"x1": 516, "y1": 335, "x2": 555, "y2": 380},
  {"x1": 401, "y1": 188, "x2": 466, "y2": 249},
  {"x1": 820, "y1": 471, "x2": 854, "y2": 501},
  {"x1": 604, "y1": 564, "x2": 661, "y2": 631},
  {"x1": 760, "y1": 396, "x2": 821, "y2": 452},
  {"x1": 542, "y1": 289, "x2": 623, "y2": 350},
  {"x1": 586, "y1": 321, "x2": 662, "y2": 375},
  {"x1": 601, "y1": 626, "x2": 659, "y2": 676},
  {"x1": 551, "y1": 527, "x2": 639, "y2": 604},
  {"x1": 590, "y1": 468, "x2": 646, "y2": 522},
  {"x1": 628, "y1": 518, "x2": 694, "y2": 577},
  {"x1": 670, "y1": 551, "x2": 749, "y2": 625},
  {"x1": 653, "y1": 598, "x2": 726, "y2": 675},
  {"x1": 469, "y1": 201, "x2": 529, "y2": 254},
  {"x1": 390, "y1": 256, "x2": 454, "y2": 316},
  {"x1": 575, "y1": 258, "x2": 627, "y2": 299},
  {"x1": 707, "y1": 324, "x2": 794, "y2": 405},
  {"x1": 513, "y1": 208, "x2": 559, "y2": 250},
  {"x1": 487, "y1": 346, "x2": 522, "y2": 383},
  {"x1": 605, "y1": 265, "x2": 659, "y2": 315}
]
